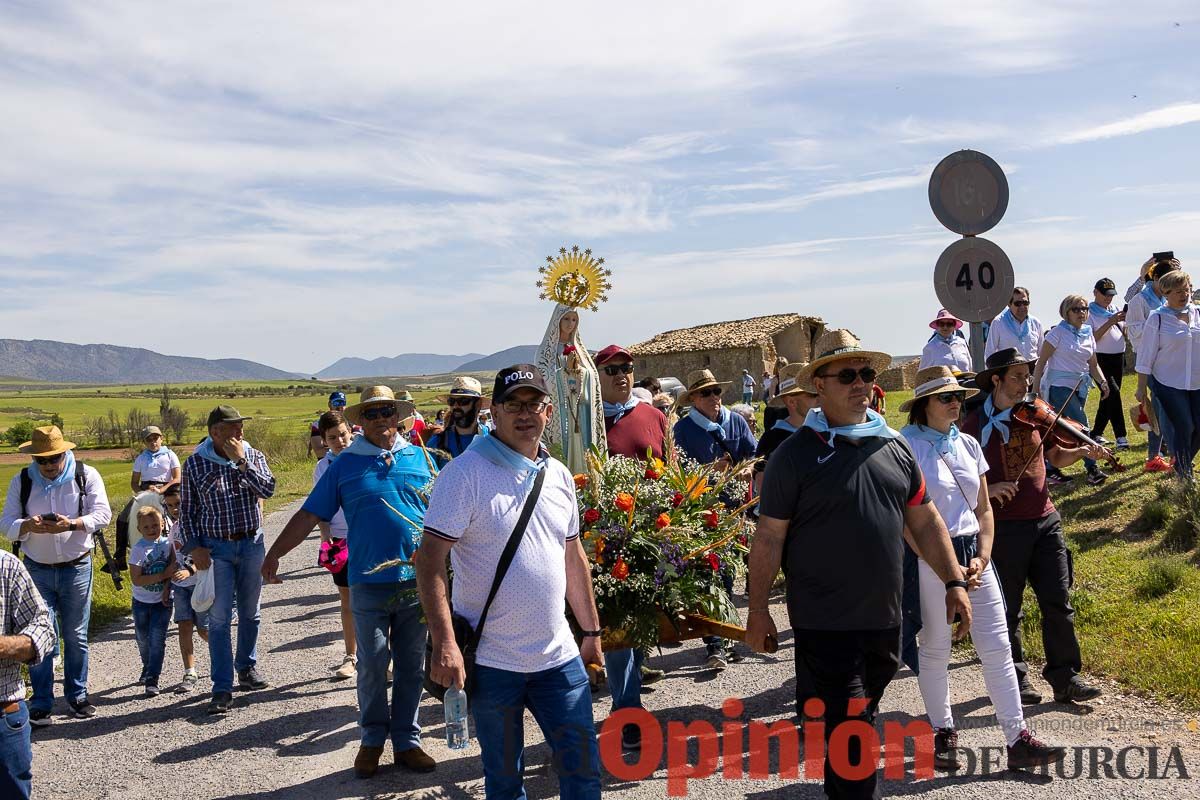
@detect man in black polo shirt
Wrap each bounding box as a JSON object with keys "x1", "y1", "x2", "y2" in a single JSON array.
[{"x1": 746, "y1": 329, "x2": 972, "y2": 800}]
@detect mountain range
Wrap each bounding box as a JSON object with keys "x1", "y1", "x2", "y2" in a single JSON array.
[{"x1": 315, "y1": 345, "x2": 538, "y2": 379}]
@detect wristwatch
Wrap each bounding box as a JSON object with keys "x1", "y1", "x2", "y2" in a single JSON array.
[
  {"x1": 945, "y1": 579, "x2": 969, "y2": 591},
  {"x1": 233, "y1": 458, "x2": 248, "y2": 468}
]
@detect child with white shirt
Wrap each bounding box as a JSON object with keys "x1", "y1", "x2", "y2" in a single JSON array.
[
  {"x1": 129, "y1": 506, "x2": 174, "y2": 696},
  {"x1": 162, "y1": 485, "x2": 208, "y2": 692}
]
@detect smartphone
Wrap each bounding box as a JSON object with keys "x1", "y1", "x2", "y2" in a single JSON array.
[
  {"x1": 41, "y1": 512, "x2": 62, "y2": 522},
  {"x1": 1153, "y1": 251, "x2": 1175, "y2": 262}
]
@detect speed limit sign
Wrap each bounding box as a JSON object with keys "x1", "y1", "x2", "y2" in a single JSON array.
[
  {"x1": 929, "y1": 150, "x2": 1009, "y2": 236},
  {"x1": 933, "y1": 237, "x2": 1014, "y2": 323}
]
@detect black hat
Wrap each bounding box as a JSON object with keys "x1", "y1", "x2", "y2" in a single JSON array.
[
  {"x1": 1094, "y1": 278, "x2": 1117, "y2": 297},
  {"x1": 974, "y1": 348, "x2": 1036, "y2": 393},
  {"x1": 492, "y1": 364, "x2": 550, "y2": 403},
  {"x1": 207, "y1": 405, "x2": 251, "y2": 427}
]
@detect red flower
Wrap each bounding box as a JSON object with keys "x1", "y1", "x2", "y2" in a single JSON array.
[
  {"x1": 704, "y1": 509, "x2": 720, "y2": 528},
  {"x1": 562, "y1": 344, "x2": 577, "y2": 355},
  {"x1": 612, "y1": 557, "x2": 630, "y2": 580},
  {"x1": 583, "y1": 508, "x2": 601, "y2": 525},
  {"x1": 671, "y1": 492, "x2": 684, "y2": 508},
  {"x1": 614, "y1": 492, "x2": 635, "y2": 512},
  {"x1": 706, "y1": 552, "x2": 720, "y2": 571},
  {"x1": 655, "y1": 513, "x2": 671, "y2": 530},
  {"x1": 644, "y1": 468, "x2": 660, "y2": 480}
]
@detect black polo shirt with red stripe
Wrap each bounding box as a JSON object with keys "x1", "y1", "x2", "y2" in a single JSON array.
[{"x1": 759, "y1": 426, "x2": 927, "y2": 631}]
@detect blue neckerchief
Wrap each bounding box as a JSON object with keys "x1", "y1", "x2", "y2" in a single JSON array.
[
  {"x1": 901, "y1": 423, "x2": 959, "y2": 457},
  {"x1": 436, "y1": 424, "x2": 487, "y2": 457},
  {"x1": 1055, "y1": 319, "x2": 1092, "y2": 342},
  {"x1": 603, "y1": 395, "x2": 640, "y2": 425},
  {"x1": 802, "y1": 408, "x2": 899, "y2": 443},
  {"x1": 195, "y1": 437, "x2": 257, "y2": 467},
  {"x1": 772, "y1": 419, "x2": 800, "y2": 433},
  {"x1": 998, "y1": 307, "x2": 1030, "y2": 344},
  {"x1": 980, "y1": 395, "x2": 1013, "y2": 446},
  {"x1": 28, "y1": 449, "x2": 76, "y2": 495},
  {"x1": 345, "y1": 432, "x2": 410, "y2": 459},
  {"x1": 1139, "y1": 281, "x2": 1164, "y2": 312},
  {"x1": 467, "y1": 432, "x2": 546, "y2": 488},
  {"x1": 1088, "y1": 301, "x2": 1116, "y2": 321},
  {"x1": 141, "y1": 447, "x2": 173, "y2": 462},
  {"x1": 687, "y1": 406, "x2": 729, "y2": 440}
]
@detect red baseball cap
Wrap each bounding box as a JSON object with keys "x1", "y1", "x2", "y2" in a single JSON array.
[{"x1": 594, "y1": 344, "x2": 633, "y2": 365}]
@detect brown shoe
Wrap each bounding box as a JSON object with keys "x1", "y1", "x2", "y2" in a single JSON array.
[
  {"x1": 395, "y1": 746, "x2": 437, "y2": 773},
  {"x1": 354, "y1": 745, "x2": 385, "y2": 779}
]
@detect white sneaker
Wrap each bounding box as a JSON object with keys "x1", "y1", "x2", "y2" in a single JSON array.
[{"x1": 332, "y1": 655, "x2": 357, "y2": 680}]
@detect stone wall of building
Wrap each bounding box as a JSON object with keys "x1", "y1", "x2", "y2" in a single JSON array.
[{"x1": 635, "y1": 345, "x2": 765, "y2": 390}]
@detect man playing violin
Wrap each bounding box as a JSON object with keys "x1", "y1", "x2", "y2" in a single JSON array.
[{"x1": 960, "y1": 348, "x2": 1107, "y2": 706}]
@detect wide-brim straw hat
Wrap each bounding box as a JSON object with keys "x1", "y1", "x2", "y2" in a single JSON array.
[
  {"x1": 797, "y1": 329, "x2": 892, "y2": 388},
  {"x1": 974, "y1": 347, "x2": 1037, "y2": 394},
  {"x1": 20, "y1": 425, "x2": 76, "y2": 457},
  {"x1": 436, "y1": 376, "x2": 491, "y2": 409},
  {"x1": 769, "y1": 362, "x2": 818, "y2": 406},
  {"x1": 344, "y1": 385, "x2": 416, "y2": 432},
  {"x1": 898, "y1": 366, "x2": 979, "y2": 412},
  {"x1": 684, "y1": 369, "x2": 731, "y2": 396}
]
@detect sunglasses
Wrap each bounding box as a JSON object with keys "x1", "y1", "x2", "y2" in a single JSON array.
[
  {"x1": 817, "y1": 367, "x2": 878, "y2": 385},
  {"x1": 447, "y1": 397, "x2": 477, "y2": 407},
  {"x1": 34, "y1": 453, "x2": 66, "y2": 465},
  {"x1": 695, "y1": 386, "x2": 722, "y2": 398},
  {"x1": 1067, "y1": 306, "x2": 1088, "y2": 314},
  {"x1": 602, "y1": 363, "x2": 635, "y2": 376},
  {"x1": 361, "y1": 405, "x2": 397, "y2": 421},
  {"x1": 500, "y1": 399, "x2": 550, "y2": 414},
  {"x1": 933, "y1": 391, "x2": 967, "y2": 404},
  {"x1": 1011, "y1": 300, "x2": 1030, "y2": 307}
]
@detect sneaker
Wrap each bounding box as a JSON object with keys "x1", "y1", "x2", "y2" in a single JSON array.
[
  {"x1": 705, "y1": 651, "x2": 728, "y2": 671},
  {"x1": 1053, "y1": 678, "x2": 1102, "y2": 704},
  {"x1": 176, "y1": 672, "x2": 199, "y2": 694},
  {"x1": 1087, "y1": 468, "x2": 1109, "y2": 486},
  {"x1": 207, "y1": 691, "x2": 233, "y2": 714},
  {"x1": 1007, "y1": 729, "x2": 1067, "y2": 770},
  {"x1": 145, "y1": 682, "x2": 161, "y2": 697},
  {"x1": 332, "y1": 655, "x2": 357, "y2": 680},
  {"x1": 933, "y1": 727, "x2": 959, "y2": 771},
  {"x1": 237, "y1": 668, "x2": 270, "y2": 691},
  {"x1": 1017, "y1": 679, "x2": 1042, "y2": 705},
  {"x1": 621, "y1": 723, "x2": 642, "y2": 752},
  {"x1": 1046, "y1": 468, "x2": 1073, "y2": 486},
  {"x1": 67, "y1": 698, "x2": 96, "y2": 718},
  {"x1": 28, "y1": 708, "x2": 52, "y2": 728},
  {"x1": 725, "y1": 646, "x2": 745, "y2": 664},
  {"x1": 1116, "y1": 437, "x2": 1130, "y2": 451},
  {"x1": 1145, "y1": 456, "x2": 1172, "y2": 473},
  {"x1": 1092, "y1": 434, "x2": 1111, "y2": 445},
  {"x1": 639, "y1": 665, "x2": 665, "y2": 685}
]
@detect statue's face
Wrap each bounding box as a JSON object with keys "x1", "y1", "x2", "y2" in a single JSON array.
[{"x1": 559, "y1": 311, "x2": 579, "y2": 340}]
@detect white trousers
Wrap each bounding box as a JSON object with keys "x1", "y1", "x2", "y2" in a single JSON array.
[{"x1": 916, "y1": 555, "x2": 1025, "y2": 745}]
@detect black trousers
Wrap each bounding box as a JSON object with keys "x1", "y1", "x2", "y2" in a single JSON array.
[
  {"x1": 1091, "y1": 352, "x2": 1127, "y2": 439},
  {"x1": 991, "y1": 512, "x2": 1082, "y2": 693},
  {"x1": 792, "y1": 628, "x2": 900, "y2": 800}
]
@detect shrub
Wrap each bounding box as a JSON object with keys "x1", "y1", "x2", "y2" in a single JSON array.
[
  {"x1": 3, "y1": 420, "x2": 36, "y2": 447},
  {"x1": 1132, "y1": 499, "x2": 1171, "y2": 534},
  {"x1": 1135, "y1": 558, "x2": 1188, "y2": 599}
]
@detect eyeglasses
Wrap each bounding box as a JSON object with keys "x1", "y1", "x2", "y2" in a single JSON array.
[
  {"x1": 500, "y1": 399, "x2": 550, "y2": 414},
  {"x1": 817, "y1": 367, "x2": 878, "y2": 385},
  {"x1": 602, "y1": 363, "x2": 635, "y2": 376},
  {"x1": 361, "y1": 405, "x2": 397, "y2": 421},
  {"x1": 1011, "y1": 300, "x2": 1030, "y2": 307},
  {"x1": 33, "y1": 453, "x2": 66, "y2": 465},
  {"x1": 933, "y1": 391, "x2": 967, "y2": 404},
  {"x1": 447, "y1": 397, "x2": 476, "y2": 407},
  {"x1": 695, "y1": 387, "x2": 722, "y2": 398}
]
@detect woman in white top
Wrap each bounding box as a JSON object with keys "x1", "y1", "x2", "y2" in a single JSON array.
[
  {"x1": 920, "y1": 309, "x2": 973, "y2": 373},
  {"x1": 900, "y1": 367, "x2": 1065, "y2": 772},
  {"x1": 1032, "y1": 294, "x2": 1110, "y2": 485},
  {"x1": 1136, "y1": 270, "x2": 1200, "y2": 478}
]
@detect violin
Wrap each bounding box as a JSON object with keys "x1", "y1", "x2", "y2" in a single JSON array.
[{"x1": 1010, "y1": 394, "x2": 1125, "y2": 473}]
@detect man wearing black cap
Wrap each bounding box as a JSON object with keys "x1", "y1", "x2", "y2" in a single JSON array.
[
  {"x1": 418, "y1": 365, "x2": 603, "y2": 799},
  {"x1": 961, "y1": 349, "x2": 1106, "y2": 706},
  {"x1": 178, "y1": 405, "x2": 276, "y2": 714},
  {"x1": 1088, "y1": 278, "x2": 1129, "y2": 449}
]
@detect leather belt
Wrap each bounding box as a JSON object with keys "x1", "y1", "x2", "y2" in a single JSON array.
[
  {"x1": 2, "y1": 702, "x2": 20, "y2": 715},
  {"x1": 227, "y1": 530, "x2": 256, "y2": 541},
  {"x1": 24, "y1": 554, "x2": 89, "y2": 569}
]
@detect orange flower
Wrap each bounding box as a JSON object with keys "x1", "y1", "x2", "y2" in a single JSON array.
[
  {"x1": 655, "y1": 513, "x2": 671, "y2": 530},
  {"x1": 595, "y1": 537, "x2": 606, "y2": 556},
  {"x1": 614, "y1": 492, "x2": 635, "y2": 512},
  {"x1": 612, "y1": 557, "x2": 630, "y2": 580},
  {"x1": 573, "y1": 473, "x2": 589, "y2": 489}
]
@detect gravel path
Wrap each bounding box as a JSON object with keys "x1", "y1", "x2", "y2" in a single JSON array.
[{"x1": 33, "y1": 501, "x2": 1200, "y2": 799}]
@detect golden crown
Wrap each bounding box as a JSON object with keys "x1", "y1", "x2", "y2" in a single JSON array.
[{"x1": 536, "y1": 245, "x2": 613, "y2": 311}]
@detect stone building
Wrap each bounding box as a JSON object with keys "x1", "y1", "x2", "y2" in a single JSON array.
[
  {"x1": 876, "y1": 357, "x2": 921, "y2": 391},
  {"x1": 629, "y1": 313, "x2": 825, "y2": 388}
]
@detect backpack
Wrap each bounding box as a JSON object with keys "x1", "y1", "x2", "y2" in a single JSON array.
[{"x1": 13, "y1": 461, "x2": 90, "y2": 557}]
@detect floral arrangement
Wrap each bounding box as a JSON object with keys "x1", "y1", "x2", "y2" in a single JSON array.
[{"x1": 575, "y1": 447, "x2": 755, "y2": 651}]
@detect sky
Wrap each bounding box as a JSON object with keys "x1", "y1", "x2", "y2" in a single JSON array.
[{"x1": 1, "y1": 2, "x2": 1199, "y2": 375}]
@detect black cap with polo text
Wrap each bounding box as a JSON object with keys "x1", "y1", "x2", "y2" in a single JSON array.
[
  {"x1": 492, "y1": 364, "x2": 550, "y2": 403},
  {"x1": 1094, "y1": 278, "x2": 1117, "y2": 297}
]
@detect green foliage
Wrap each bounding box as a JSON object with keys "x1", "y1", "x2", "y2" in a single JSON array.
[
  {"x1": 3, "y1": 420, "x2": 36, "y2": 446},
  {"x1": 1136, "y1": 558, "x2": 1189, "y2": 599}
]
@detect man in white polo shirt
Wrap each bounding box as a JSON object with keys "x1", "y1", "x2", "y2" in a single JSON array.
[
  {"x1": 417, "y1": 364, "x2": 602, "y2": 800},
  {"x1": 985, "y1": 287, "x2": 1045, "y2": 362}
]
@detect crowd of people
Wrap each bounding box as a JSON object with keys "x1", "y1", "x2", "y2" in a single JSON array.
[{"x1": 0, "y1": 253, "x2": 1194, "y2": 799}]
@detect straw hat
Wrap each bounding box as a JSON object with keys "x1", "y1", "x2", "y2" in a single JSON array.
[
  {"x1": 20, "y1": 425, "x2": 77, "y2": 457},
  {"x1": 436, "y1": 376, "x2": 491, "y2": 409},
  {"x1": 343, "y1": 386, "x2": 416, "y2": 432},
  {"x1": 797, "y1": 329, "x2": 892, "y2": 388},
  {"x1": 684, "y1": 369, "x2": 730, "y2": 397},
  {"x1": 929, "y1": 309, "x2": 964, "y2": 330},
  {"x1": 768, "y1": 362, "x2": 817, "y2": 407},
  {"x1": 898, "y1": 366, "x2": 978, "y2": 412}
]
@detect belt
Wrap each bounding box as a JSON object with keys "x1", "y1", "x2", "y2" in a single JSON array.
[
  {"x1": 227, "y1": 530, "x2": 257, "y2": 542},
  {"x1": 2, "y1": 702, "x2": 19, "y2": 715},
  {"x1": 24, "y1": 553, "x2": 89, "y2": 569}
]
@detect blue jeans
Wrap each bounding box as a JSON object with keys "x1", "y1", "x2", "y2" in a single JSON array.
[
  {"x1": 206, "y1": 534, "x2": 265, "y2": 694},
  {"x1": 1151, "y1": 378, "x2": 1200, "y2": 477},
  {"x1": 349, "y1": 581, "x2": 426, "y2": 750},
  {"x1": 132, "y1": 599, "x2": 172, "y2": 684},
  {"x1": 604, "y1": 648, "x2": 642, "y2": 712},
  {"x1": 473, "y1": 659, "x2": 601, "y2": 800},
  {"x1": 1048, "y1": 385, "x2": 1095, "y2": 471},
  {"x1": 0, "y1": 701, "x2": 31, "y2": 800},
  {"x1": 26, "y1": 557, "x2": 92, "y2": 710}
]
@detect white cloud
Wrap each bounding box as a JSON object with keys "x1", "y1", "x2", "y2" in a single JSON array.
[
  {"x1": 691, "y1": 172, "x2": 927, "y2": 217},
  {"x1": 1054, "y1": 102, "x2": 1200, "y2": 145}
]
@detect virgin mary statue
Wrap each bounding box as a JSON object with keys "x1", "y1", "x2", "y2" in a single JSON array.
[{"x1": 533, "y1": 246, "x2": 611, "y2": 473}]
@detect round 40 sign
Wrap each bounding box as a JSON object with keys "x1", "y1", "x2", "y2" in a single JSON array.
[{"x1": 933, "y1": 237, "x2": 1015, "y2": 323}]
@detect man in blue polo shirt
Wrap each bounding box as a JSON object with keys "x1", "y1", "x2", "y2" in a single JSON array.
[{"x1": 263, "y1": 386, "x2": 435, "y2": 780}]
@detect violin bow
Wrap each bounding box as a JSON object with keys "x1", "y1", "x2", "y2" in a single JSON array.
[{"x1": 1009, "y1": 373, "x2": 1089, "y2": 487}]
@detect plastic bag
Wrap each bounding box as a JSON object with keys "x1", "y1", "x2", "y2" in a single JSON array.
[{"x1": 191, "y1": 566, "x2": 215, "y2": 613}]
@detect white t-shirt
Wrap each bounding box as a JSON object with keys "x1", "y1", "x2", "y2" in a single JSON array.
[
  {"x1": 903, "y1": 430, "x2": 988, "y2": 538},
  {"x1": 130, "y1": 535, "x2": 173, "y2": 604},
  {"x1": 920, "y1": 336, "x2": 973, "y2": 373},
  {"x1": 423, "y1": 451, "x2": 580, "y2": 673},
  {"x1": 1043, "y1": 323, "x2": 1095, "y2": 387},
  {"x1": 132, "y1": 447, "x2": 180, "y2": 484},
  {"x1": 312, "y1": 453, "x2": 348, "y2": 539},
  {"x1": 166, "y1": 519, "x2": 197, "y2": 588},
  {"x1": 742, "y1": 374, "x2": 755, "y2": 390},
  {"x1": 1089, "y1": 306, "x2": 1126, "y2": 355}
]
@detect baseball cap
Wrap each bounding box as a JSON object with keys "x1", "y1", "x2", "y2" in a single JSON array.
[
  {"x1": 492, "y1": 364, "x2": 549, "y2": 403},
  {"x1": 207, "y1": 405, "x2": 251, "y2": 427},
  {"x1": 594, "y1": 344, "x2": 633, "y2": 365},
  {"x1": 1094, "y1": 278, "x2": 1117, "y2": 297},
  {"x1": 141, "y1": 425, "x2": 163, "y2": 440},
  {"x1": 328, "y1": 391, "x2": 347, "y2": 407}
]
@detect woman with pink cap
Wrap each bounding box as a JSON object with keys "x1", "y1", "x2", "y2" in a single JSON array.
[{"x1": 920, "y1": 309, "x2": 973, "y2": 373}]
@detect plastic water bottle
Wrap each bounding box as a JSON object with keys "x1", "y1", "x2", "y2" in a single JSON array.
[{"x1": 444, "y1": 684, "x2": 470, "y2": 750}]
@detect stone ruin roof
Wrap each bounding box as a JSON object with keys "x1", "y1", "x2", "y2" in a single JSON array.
[{"x1": 630, "y1": 313, "x2": 822, "y2": 356}]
